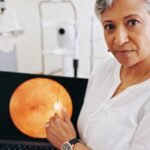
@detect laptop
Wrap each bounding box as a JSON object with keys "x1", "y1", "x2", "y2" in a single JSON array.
[{"x1": 0, "y1": 71, "x2": 88, "y2": 150}]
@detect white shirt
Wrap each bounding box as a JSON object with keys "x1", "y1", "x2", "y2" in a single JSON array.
[{"x1": 77, "y1": 57, "x2": 150, "y2": 150}]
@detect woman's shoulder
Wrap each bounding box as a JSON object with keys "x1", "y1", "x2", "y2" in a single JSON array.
[
  {"x1": 142, "y1": 95, "x2": 150, "y2": 112},
  {"x1": 91, "y1": 56, "x2": 119, "y2": 78}
]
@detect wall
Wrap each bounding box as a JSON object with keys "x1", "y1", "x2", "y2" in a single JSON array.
[{"x1": 6, "y1": 0, "x2": 109, "y2": 78}]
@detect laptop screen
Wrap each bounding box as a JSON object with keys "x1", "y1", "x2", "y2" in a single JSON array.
[{"x1": 0, "y1": 71, "x2": 88, "y2": 142}]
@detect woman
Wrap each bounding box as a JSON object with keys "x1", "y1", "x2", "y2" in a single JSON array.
[{"x1": 45, "y1": 0, "x2": 150, "y2": 149}]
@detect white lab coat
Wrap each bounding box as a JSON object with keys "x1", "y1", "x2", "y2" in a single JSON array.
[{"x1": 77, "y1": 57, "x2": 150, "y2": 150}]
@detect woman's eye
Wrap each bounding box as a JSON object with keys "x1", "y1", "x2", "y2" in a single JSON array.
[
  {"x1": 104, "y1": 24, "x2": 115, "y2": 31},
  {"x1": 128, "y1": 19, "x2": 140, "y2": 26}
]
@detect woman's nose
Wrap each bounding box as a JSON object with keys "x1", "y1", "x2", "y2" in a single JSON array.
[{"x1": 114, "y1": 26, "x2": 129, "y2": 46}]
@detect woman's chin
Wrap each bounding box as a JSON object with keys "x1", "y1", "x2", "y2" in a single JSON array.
[{"x1": 115, "y1": 57, "x2": 136, "y2": 67}]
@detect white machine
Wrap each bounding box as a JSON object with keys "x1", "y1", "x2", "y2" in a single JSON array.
[
  {"x1": 0, "y1": 0, "x2": 23, "y2": 71},
  {"x1": 39, "y1": 0, "x2": 79, "y2": 77}
]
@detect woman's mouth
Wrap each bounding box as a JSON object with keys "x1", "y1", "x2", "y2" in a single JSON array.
[{"x1": 115, "y1": 50, "x2": 134, "y2": 57}]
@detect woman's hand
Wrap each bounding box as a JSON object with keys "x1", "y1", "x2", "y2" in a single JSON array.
[{"x1": 45, "y1": 110, "x2": 76, "y2": 149}]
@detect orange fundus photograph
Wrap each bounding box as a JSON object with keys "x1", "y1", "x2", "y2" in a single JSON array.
[{"x1": 9, "y1": 78, "x2": 73, "y2": 138}]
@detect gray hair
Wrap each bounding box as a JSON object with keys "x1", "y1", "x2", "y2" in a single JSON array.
[{"x1": 95, "y1": 0, "x2": 150, "y2": 16}]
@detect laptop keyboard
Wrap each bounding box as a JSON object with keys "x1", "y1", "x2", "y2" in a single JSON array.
[{"x1": 0, "y1": 140, "x2": 56, "y2": 150}]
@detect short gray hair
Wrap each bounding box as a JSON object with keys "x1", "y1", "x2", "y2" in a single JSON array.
[{"x1": 95, "y1": 0, "x2": 150, "y2": 16}]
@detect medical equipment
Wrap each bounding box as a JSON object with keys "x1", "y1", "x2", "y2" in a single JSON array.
[
  {"x1": 0, "y1": 0, "x2": 23, "y2": 72},
  {"x1": 90, "y1": 14, "x2": 109, "y2": 73},
  {"x1": 0, "y1": 0, "x2": 23, "y2": 52},
  {"x1": 39, "y1": 0, "x2": 79, "y2": 77}
]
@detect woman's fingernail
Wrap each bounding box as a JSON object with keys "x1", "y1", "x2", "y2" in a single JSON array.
[{"x1": 45, "y1": 122, "x2": 49, "y2": 128}]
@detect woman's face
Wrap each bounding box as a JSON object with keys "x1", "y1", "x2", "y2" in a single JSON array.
[{"x1": 100, "y1": 0, "x2": 150, "y2": 67}]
